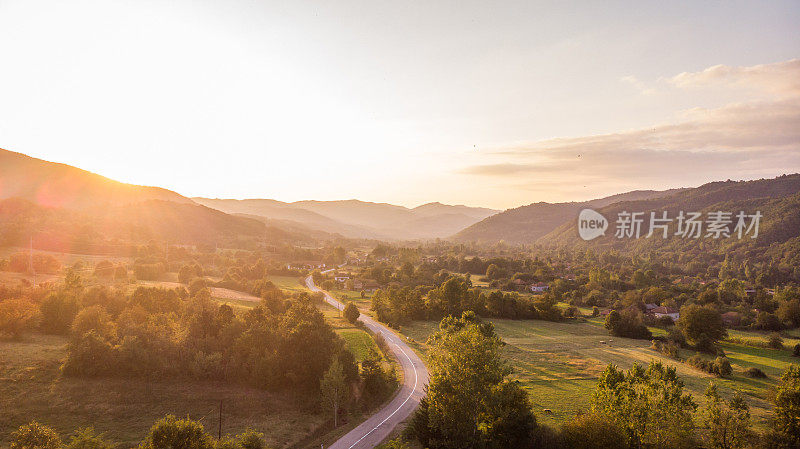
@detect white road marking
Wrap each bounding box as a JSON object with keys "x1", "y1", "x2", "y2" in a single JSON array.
[{"x1": 306, "y1": 276, "x2": 424, "y2": 449}]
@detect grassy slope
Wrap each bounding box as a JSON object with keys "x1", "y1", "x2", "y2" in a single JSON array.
[
  {"x1": 0, "y1": 334, "x2": 322, "y2": 448},
  {"x1": 397, "y1": 317, "x2": 796, "y2": 429},
  {"x1": 0, "y1": 275, "x2": 380, "y2": 448}
]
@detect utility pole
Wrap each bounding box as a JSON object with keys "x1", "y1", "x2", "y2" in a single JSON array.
[
  {"x1": 29, "y1": 236, "x2": 36, "y2": 288},
  {"x1": 218, "y1": 400, "x2": 223, "y2": 440}
]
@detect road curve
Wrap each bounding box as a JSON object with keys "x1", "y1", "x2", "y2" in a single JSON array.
[{"x1": 305, "y1": 276, "x2": 429, "y2": 449}]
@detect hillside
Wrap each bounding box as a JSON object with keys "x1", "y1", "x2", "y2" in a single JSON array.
[
  {"x1": 0, "y1": 148, "x2": 193, "y2": 209},
  {"x1": 452, "y1": 189, "x2": 681, "y2": 243},
  {"x1": 0, "y1": 198, "x2": 272, "y2": 252},
  {"x1": 543, "y1": 174, "x2": 800, "y2": 252},
  {"x1": 194, "y1": 198, "x2": 499, "y2": 240}
]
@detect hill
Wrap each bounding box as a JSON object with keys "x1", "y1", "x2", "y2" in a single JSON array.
[
  {"x1": 0, "y1": 198, "x2": 274, "y2": 253},
  {"x1": 543, "y1": 174, "x2": 800, "y2": 252},
  {"x1": 0, "y1": 148, "x2": 193, "y2": 209},
  {"x1": 452, "y1": 189, "x2": 682, "y2": 244},
  {"x1": 194, "y1": 198, "x2": 499, "y2": 240}
]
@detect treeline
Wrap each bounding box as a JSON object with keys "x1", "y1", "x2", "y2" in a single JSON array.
[
  {"x1": 371, "y1": 275, "x2": 563, "y2": 327},
  {"x1": 0, "y1": 275, "x2": 353, "y2": 395},
  {"x1": 405, "y1": 312, "x2": 800, "y2": 449},
  {"x1": 9, "y1": 415, "x2": 269, "y2": 449}
]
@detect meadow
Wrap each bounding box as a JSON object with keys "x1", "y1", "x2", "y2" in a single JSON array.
[
  {"x1": 0, "y1": 334, "x2": 324, "y2": 448},
  {"x1": 397, "y1": 316, "x2": 797, "y2": 429},
  {"x1": 0, "y1": 273, "x2": 384, "y2": 449}
]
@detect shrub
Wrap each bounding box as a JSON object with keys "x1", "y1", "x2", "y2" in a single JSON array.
[
  {"x1": 65, "y1": 428, "x2": 114, "y2": 449},
  {"x1": 560, "y1": 412, "x2": 625, "y2": 449},
  {"x1": 687, "y1": 355, "x2": 732, "y2": 377},
  {"x1": 93, "y1": 261, "x2": 115, "y2": 278},
  {"x1": 591, "y1": 306, "x2": 599, "y2": 317},
  {"x1": 745, "y1": 367, "x2": 767, "y2": 378},
  {"x1": 0, "y1": 298, "x2": 38, "y2": 339},
  {"x1": 794, "y1": 343, "x2": 800, "y2": 357},
  {"x1": 768, "y1": 333, "x2": 784, "y2": 349},
  {"x1": 343, "y1": 302, "x2": 360, "y2": 324},
  {"x1": 604, "y1": 309, "x2": 651, "y2": 339},
  {"x1": 11, "y1": 421, "x2": 61, "y2": 449},
  {"x1": 39, "y1": 293, "x2": 80, "y2": 335},
  {"x1": 139, "y1": 415, "x2": 214, "y2": 449}
]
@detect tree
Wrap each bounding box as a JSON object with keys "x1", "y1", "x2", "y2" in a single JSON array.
[
  {"x1": 343, "y1": 302, "x2": 360, "y2": 324},
  {"x1": 412, "y1": 312, "x2": 536, "y2": 449},
  {"x1": 773, "y1": 364, "x2": 800, "y2": 447},
  {"x1": 139, "y1": 415, "x2": 214, "y2": 449},
  {"x1": 71, "y1": 306, "x2": 116, "y2": 341},
  {"x1": 39, "y1": 292, "x2": 80, "y2": 335},
  {"x1": 591, "y1": 362, "x2": 697, "y2": 448},
  {"x1": 65, "y1": 428, "x2": 114, "y2": 449},
  {"x1": 320, "y1": 358, "x2": 349, "y2": 427},
  {"x1": 11, "y1": 421, "x2": 61, "y2": 449},
  {"x1": 678, "y1": 304, "x2": 726, "y2": 351},
  {"x1": 0, "y1": 299, "x2": 38, "y2": 339},
  {"x1": 703, "y1": 383, "x2": 752, "y2": 449}
]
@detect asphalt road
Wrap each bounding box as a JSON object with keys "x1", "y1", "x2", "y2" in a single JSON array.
[{"x1": 305, "y1": 276, "x2": 429, "y2": 449}]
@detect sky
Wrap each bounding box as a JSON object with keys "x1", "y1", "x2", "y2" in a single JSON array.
[{"x1": 0, "y1": 0, "x2": 798, "y2": 210}]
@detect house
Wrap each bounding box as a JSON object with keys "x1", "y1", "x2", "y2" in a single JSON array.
[
  {"x1": 530, "y1": 282, "x2": 549, "y2": 293},
  {"x1": 651, "y1": 306, "x2": 680, "y2": 322},
  {"x1": 334, "y1": 274, "x2": 350, "y2": 283},
  {"x1": 352, "y1": 280, "x2": 364, "y2": 290},
  {"x1": 362, "y1": 280, "x2": 380, "y2": 292},
  {"x1": 645, "y1": 303, "x2": 658, "y2": 312},
  {"x1": 286, "y1": 260, "x2": 326, "y2": 270}
]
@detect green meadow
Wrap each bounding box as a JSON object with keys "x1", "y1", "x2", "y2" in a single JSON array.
[{"x1": 398, "y1": 317, "x2": 797, "y2": 429}]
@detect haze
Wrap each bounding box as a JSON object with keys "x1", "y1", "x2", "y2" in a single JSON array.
[{"x1": 1, "y1": 0, "x2": 799, "y2": 209}]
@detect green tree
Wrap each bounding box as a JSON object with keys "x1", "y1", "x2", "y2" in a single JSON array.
[
  {"x1": 320, "y1": 358, "x2": 349, "y2": 427},
  {"x1": 65, "y1": 428, "x2": 114, "y2": 449},
  {"x1": 343, "y1": 302, "x2": 360, "y2": 324},
  {"x1": 138, "y1": 415, "x2": 214, "y2": 449},
  {"x1": 412, "y1": 312, "x2": 536, "y2": 449},
  {"x1": 11, "y1": 422, "x2": 61, "y2": 449},
  {"x1": 591, "y1": 362, "x2": 697, "y2": 448},
  {"x1": 703, "y1": 383, "x2": 752, "y2": 449},
  {"x1": 678, "y1": 304, "x2": 726, "y2": 351},
  {"x1": 773, "y1": 364, "x2": 800, "y2": 447}
]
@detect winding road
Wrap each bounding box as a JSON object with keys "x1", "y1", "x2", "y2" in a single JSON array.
[{"x1": 305, "y1": 276, "x2": 429, "y2": 449}]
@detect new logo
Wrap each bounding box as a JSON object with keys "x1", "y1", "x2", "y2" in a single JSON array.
[{"x1": 578, "y1": 209, "x2": 608, "y2": 241}]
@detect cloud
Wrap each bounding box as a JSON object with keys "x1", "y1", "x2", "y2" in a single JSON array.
[
  {"x1": 667, "y1": 59, "x2": 800, "y2": 98},
  {"x1": 620, "y1": 75, "x2": 658, "y2": 96},
  {"x1": 458, "y1": 59, "x2": 800, "y2": 200}
]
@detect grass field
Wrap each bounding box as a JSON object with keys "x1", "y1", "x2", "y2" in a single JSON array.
[
  {"x1": 398, "y1": 317, "x2": 797, "y2": 429},
  {"x1": 0, "y1": 334, "x2": 325, "y2": 448}
]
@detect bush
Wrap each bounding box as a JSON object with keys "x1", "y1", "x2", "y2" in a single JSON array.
[
  {"x1": 560, "y1": 412, "x2": 626, "y2": 449},
  {"x1": 604, "y1": 309, "x2": 651, "y2": 339},
  {"x1": 0, "y1": 298, "x2": 38, "y2": 339},
  {"x1": 65, "y1": 428, "x2": 114, "y2": 449},
  {"x1": 39, "y1": 293, "x2": 80, "y2": 335},
  {"x1": 139, "y1": 415, "x2": 214, "y2": 449},
  {"x1": 686, "y1": 355, "x2": 732, "y2": 377},
  {"x1": 745, "y1": 367, "x2": 767, "y2": 378},
  {"x1": 343, "y1": 302, "x2": 360, "y2": 324},
  {"x1": 11, "y1": 421, "x2": 61, "y2": 449},
  {"x1": 794, "y1": 343, "x2": 800, "y2": 357},
  {"x1": 768, "y1": 333, "x2": 784, "y2": 349}
]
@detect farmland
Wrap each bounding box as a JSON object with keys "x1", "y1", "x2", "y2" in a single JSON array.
[{"x1": 397, "y1": 316, "x2": 795, "y2": 429}]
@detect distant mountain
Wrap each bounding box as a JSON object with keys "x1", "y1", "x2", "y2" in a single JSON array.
[
  {"x1": 193, "y1": 198, "x2": 499, "y2": 240},
  {"x1": 0, "y1": 148, "x2": 193, "y2": 209},
  {"x1": 453, "y1": 189, "x2": 682, "y2": 244},
  {"x1": 191, "y1": 198, "x2": 378, "y2": 239}
]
